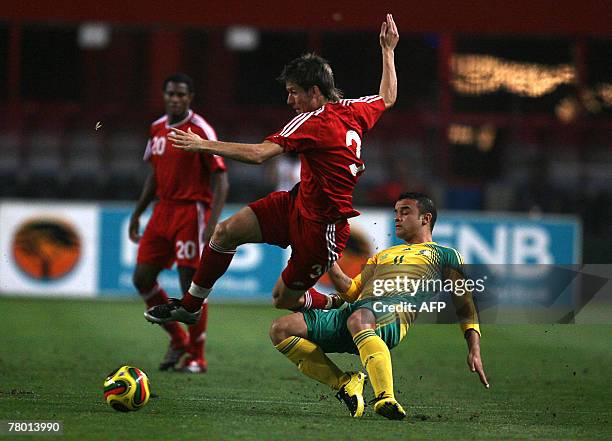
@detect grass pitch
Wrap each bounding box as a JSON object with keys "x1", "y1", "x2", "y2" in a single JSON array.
[{"x1": 0, "y1": 297, "x2": 611, "y2": 440}]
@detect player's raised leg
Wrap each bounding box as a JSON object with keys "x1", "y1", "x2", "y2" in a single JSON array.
[
  {"x1": 186, "y1": 206, "x2": 262, "y2": 308},
  {"x1": 270, "y1": 312, "x2": 366, "y2": 418},
  {"x1": 144, "y1": 206, "x2": 262, "y2": 324},
  {"x1": 347, "y1": 308, "x2": 406, "y2": 420},
  {"x1": 133, "y1": 263, "x2": 188, "y2": 370}
]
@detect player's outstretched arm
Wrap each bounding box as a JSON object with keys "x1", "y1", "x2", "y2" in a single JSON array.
[
  {"x1": 169, "y1": 128, "x2": 283, "y2": 164},
  {"x1": 465, "y1": 329, "x2": 490, "y2": 388},
  {"x1": 379, "y1": 13, "x2": 399, "y2": 109}
]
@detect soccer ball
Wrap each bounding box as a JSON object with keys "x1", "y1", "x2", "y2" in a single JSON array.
[{"x1": 103, "y1": 365, "x2": 151, "y2": 412}]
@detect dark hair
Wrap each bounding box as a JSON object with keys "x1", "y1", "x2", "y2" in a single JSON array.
[
  {"x1": 163, "y1": 73, "x2": 194, "y2": 93},
  {"x1": 397, "y1": 192, "x2": 437, "y2": 232},
  {"x1": 277, "y1": 53, "x2": 342, "y2": 102}
]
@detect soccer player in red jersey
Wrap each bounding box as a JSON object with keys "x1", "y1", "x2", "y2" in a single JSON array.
[
  {"x1": 145, "y1": 14, "x2": 399, "y2": 324},
  {"x1": 131, "y1": 73, "x2": 228, "y2": 373}
]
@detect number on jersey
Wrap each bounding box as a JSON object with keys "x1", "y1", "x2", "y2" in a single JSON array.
[
  {"x1": 151, "y1": 136, "x2": 166, "y2": 155},
  {"x1": 346, "y1": 130, "x2": 365, "y2": 176}
]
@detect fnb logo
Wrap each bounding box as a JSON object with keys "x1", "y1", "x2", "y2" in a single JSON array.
[{"x1": 433, "y1": 222, "x2": 579, "y2": 264}]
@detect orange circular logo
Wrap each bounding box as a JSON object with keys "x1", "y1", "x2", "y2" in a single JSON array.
[{"x1": 12, "y1": 218, "x2": 81, "y2": 281}]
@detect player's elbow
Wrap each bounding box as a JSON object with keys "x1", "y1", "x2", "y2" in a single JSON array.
[
  {"x1": 248, "y1": 146, "x2": 268, "y2": 165},
  {"x1": 252, "y1": 142, "x2": 283, "y2": 165},
  {"x1": 383, "y1": 95, "x2": 396, "y2": 109}
]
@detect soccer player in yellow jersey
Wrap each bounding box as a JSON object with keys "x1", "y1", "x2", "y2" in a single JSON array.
[{"x1": 269, "y1": 192, "x2": 489, "y2": 420}]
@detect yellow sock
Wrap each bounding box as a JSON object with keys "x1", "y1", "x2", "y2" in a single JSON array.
[
  {"x1": 353, "y1": 329, "x2": 394, "y2": 399},
  {"x1": 275, "y1": 336, "x2": 348, "y2": 390}
]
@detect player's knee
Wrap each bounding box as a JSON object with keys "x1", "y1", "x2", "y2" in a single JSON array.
[
  {"x1": 211, "y1": 220, "x2": 236, "y2": 249},
  {"x1": 346, "y1": 309, "x2": 374, "y2": 335},
  {"x1": 132, "y1": 270, "x2": 154, "y2": 294},
  {"x1": 269, "y1": 318, "x2": 290, "y2": 345},
  {"x1": 210, "y1": 221, "x2": 227, "y2": 243},
  {"x1": 345, "y1": 312, "x2": 361, "y2": 334}
]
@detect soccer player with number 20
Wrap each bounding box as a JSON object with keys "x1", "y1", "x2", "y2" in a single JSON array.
[{"x1": 131, "y1": 73, "x2": 228, "y2": 374}]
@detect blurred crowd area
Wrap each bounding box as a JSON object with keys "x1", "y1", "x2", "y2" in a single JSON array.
[{"x1": 0, "y1": 23, "x2": 610, "y2": 261}]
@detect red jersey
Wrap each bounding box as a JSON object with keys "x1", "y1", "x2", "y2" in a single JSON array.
[
  {"x1": 266, "y1": 95, "x2": 386, "y2": 223},
  {"x1": 144, "y1": 110, "x2": 226, "y2": 205}
]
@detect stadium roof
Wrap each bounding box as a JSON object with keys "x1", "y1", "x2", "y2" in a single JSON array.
[{"x1": 4, "y1": 0, "x2": 611, "y2": 35}]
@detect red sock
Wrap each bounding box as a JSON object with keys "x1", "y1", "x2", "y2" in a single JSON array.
[
  {"x1": 140, "y1": 284, "x2": 187, "y2": 347},
  {"x1": 182, "y1": 241, "x2": 236, "y2": 312},
  {"x1": 303, "y1": 287, "x2": 333, "y2": 310},
  {"x1": 188, "y1": 301, "x2": 208, "y2": 360},
  {"x1": 192, "y1": 241, "x2": 236, "y2": 288}
]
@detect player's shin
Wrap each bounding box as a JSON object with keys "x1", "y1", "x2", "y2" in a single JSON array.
[
  {"x1": 353, "y1": 329, "x2": 394, "y2": 400},
  {"x1": 275, "y1": 336, "x2": 348, "y2": 389},
  {"x1": 187, "y1": 300, "x2": 208, "y2": 360},
  {"x1": 183, "y1": 241, "x2": 236, "y2": 312}
]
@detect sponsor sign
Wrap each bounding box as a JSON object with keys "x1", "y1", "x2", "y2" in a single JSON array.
[
  {"x1": 0, "y1": 201, "x2": 99, "y2": 296},
  {"x1": 0, "y1": 201, "x2": 581, "y2": 303},
  {"x1": 430, "y1": 211, "x2": 581, "y2": 264}
]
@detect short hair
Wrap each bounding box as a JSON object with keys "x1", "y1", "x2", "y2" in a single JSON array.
[
  {"x1": 397, "y1": 192, "x2": 437, "y2": 232},
  {"x1": 277, "y1": 53, "x2": 342, "y2": 102},
  {"x1": 163, "y1": 73, "x2": 194, "y2": 93}
]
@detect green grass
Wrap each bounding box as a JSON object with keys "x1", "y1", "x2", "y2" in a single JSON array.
[{"x1": 0, "y1": 297, "x2": 611, "y2": 440}]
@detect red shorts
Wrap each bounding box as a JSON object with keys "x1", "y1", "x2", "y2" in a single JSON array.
[
  {"x1": 137, "y1": 200, "x2": 210, "y2": 269},
  {"x1": 248, "y1": 190, "x2": 350, "y2": 290}
]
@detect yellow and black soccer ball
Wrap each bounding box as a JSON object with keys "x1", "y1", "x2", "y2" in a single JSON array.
[{"x1": 103, "y1": 365, "x2": 151, "y2": 412}]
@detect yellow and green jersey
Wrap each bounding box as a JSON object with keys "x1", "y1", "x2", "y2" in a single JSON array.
[{"x1": 341, "y1": 241, "x2": 480, "y2": 335}]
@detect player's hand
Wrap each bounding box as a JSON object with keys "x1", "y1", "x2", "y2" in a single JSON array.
[
  {"x1": 465, "y1": 329, "x2": 489, "y2": 388},
  {"x1": 128, "y1": 215, "x2": 141, "y2": 243},
  {"x1": 330, "y1": 294, "x2": 345, "y2": 309},
  {"x1": 379, "y1": 14, "x2": 399, "y2": 51},
  {"x1": 467, "y1": 347, "x2": 490, "y2": 389},
  {"x1": 168, "y1": 128, "x2": 205, "y2": 152}
]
